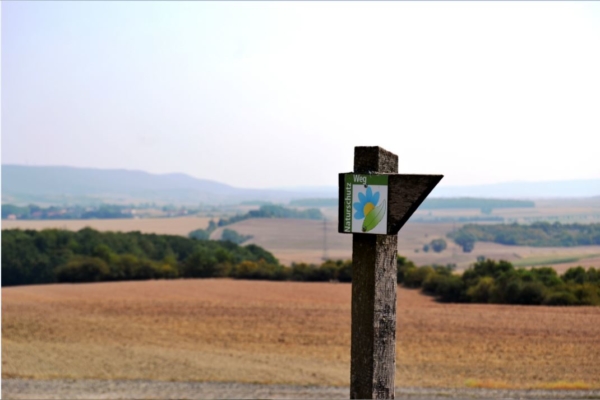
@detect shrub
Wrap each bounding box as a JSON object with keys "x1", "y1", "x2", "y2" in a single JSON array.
[
  {"x1": 422, "y1": 273, "x2": 445, "y2": 295},
  {"x1": 472, "y1": 259, "x2": 515, "y2": 279},
  {"x1": 183, "y1": 249, "x2": 219, "y2": 278},
  {"x1": 189, "y1": 229, "x2": 210, "y2": 240},
  {"x1": 466, "y1": 277, "x2": 495, "y2": 303},
  {"x1": 543, "y1": 291, "x2": 578, "y2": 306},
  {"x1": 502, "y1": 280, "x2": 523, "y2": 304},
  {"x1": 156, "y1": 263, "x2": 179, "y2": 279},
  {"x1": 453, "y1": 231, "x2": 476, "y2": 252},
  {"x1": 133, "y1": 259, "x2": 159, "y2": 280},
  {"x1": 232, "y1": 260, "x2": 287, "y2": 280},
  {"x1": 587, "y1": 267, "x2": 599, "y2": 283},
  {"x1": 516, "y1": 282, "x2": 547, "y2": 305},
  {"x1": 290, "y1": 263, "x2": 315, "y2": 281},
  {"x1": 56, "y1": 256, "x2": 110, "y2": 283},
  {"x1": 404, "y1": 266, "x2": 434, "y2": 288},
  {"x1": 397, "y1": 256, "x2": 416, "y2": 284},
  {"x1": 570, "y1": 283, "x2": 600, "y2": 306},
  {"x1": 221, "y1": 229, "x2": 253, "y2": 245},
  {"x1": 432, "y1": 264, "x2": 454, "y2": 276},
  {"x1": 530, "y1": 267, "x2": 562, "y2": 287},
  {"x1": 289, "y1": 262, "x2": 336, "y2": 282},
  {"x1": 562, "y1": 266, "x2": 587, "y2": 284},
  {"x1": 244, "y1": 244, "x2": 278, "y2": 265},
  {"x1": 337, "y1": 260, "x2": 352, "y2": 282},
  {"x1": 430, "y1": 239, "x2": 447, "y2": 253},
  {"x1": 431, "y1": 275, "x2": 465, "y2": 302}
]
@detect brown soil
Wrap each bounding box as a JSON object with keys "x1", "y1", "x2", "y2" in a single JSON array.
[{"x1": 3, "y1": 279, "x2": 599, "y2": 389}]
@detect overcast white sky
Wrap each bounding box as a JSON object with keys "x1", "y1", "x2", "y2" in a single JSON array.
[{"x1": 2, "y1": 1, "x2": 600, "y2": 189}]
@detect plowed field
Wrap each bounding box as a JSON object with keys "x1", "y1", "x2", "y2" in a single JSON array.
[{"x1": 3, "y1": 280, "x2": 600, "y2": 389}]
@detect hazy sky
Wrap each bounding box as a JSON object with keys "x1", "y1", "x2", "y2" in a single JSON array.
[{"x1": 2, "y1": 1, "x2": 600, "y2": 189}]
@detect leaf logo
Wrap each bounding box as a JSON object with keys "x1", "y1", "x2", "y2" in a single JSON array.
[{"x1": 362, "y1": 199, "x2": 386, "y2": 232}]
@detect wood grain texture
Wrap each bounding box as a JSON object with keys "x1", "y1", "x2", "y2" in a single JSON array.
[
  {"x1": 351, "y1": 146, "x2": 398, "y2": 399},
  {"x1": 354, "y1": 146, "x2": 398, "y2": 175},
  {"x1": 387, "y1": 174, "x2": 443, "y2": 235}
]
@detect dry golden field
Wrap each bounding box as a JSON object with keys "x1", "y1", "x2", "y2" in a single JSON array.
[{"x1": 3, "y1": 279, "x2": 600, "y2": 389}]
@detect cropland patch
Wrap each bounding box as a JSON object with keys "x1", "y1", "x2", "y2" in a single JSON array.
[
  {"x1": 1, "y1": 216, "x2": 211, "y2": 236},
  {"x1": 3, "y1": 280, "x2": 599, "y2": 389},
  {"x1": 212, "y1": 219, "x2": 600, "y2": 270}
]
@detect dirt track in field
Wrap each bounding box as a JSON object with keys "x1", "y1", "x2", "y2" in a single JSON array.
[
  {"x1": 3, "y1": 279, "x2": 600, "y2": 390},
  {"x1": 4, "y1": 379, "x2": 600, "y2": 400}
]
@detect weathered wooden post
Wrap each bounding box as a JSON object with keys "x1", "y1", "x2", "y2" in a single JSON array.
[{"x1": 338, "y1": 146, "x2": 443, "y2": 399}]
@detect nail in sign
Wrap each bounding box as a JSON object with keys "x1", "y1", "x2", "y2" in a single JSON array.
[{"x1": 342, "y1": 174, "x2": 388, "y2": 234}]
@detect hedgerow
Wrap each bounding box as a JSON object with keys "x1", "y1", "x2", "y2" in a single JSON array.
[{"x1": 3, "y1": 228, "x2": 598, "y2": 306}]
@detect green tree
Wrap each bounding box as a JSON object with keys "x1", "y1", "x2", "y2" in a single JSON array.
[
  {"x1": 466, "y1": 277, "x2": 495, "y2": 303},
  {"x1": 397, "y1": 255, "x2": 416, "y2": 284},
  {"x1": 56, "y1": 257, "x2": 110, "y2": 283},
  {"x1": 220, "y1": 229, "x2": 252, "y2": 245},
  {"x1": 430, "y1": 239, "x2": 447, "y2": 253},
  {"x1": 189, "y1": 229, "x2": 210, "y2": 240},
  {"x1": 453, "y1": 232, "x2": 476, "y2": 252},
  {"x1": 184, "y1": 248, "x2": 219, "y2": 278}
]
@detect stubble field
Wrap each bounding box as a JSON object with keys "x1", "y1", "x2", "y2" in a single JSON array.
[{"x1": 3, "y1": 279, "x2": 600, "y2": 390}]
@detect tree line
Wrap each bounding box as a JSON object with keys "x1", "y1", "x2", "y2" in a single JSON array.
[
  {"x1": 2, "y1": 204, "x2": 134, "y2": 220},
  {"x1": 216, "y1": 204, "x2": 324, "y2": 227},
  {"x1": 288, "y1": 197, "x2": 535, "y2": 210},
  {"x1": 1, "y1": 228, "x2": 277, "y2": 286},
  {"x1": 399, "y1": 258, "x2": 599, "y2": 306},
  {"x1": 3, "y1": 228, "x2": 598, "y2": 306},
  {"x1": 449, "y1": 222, "x2": 600, "y2": 251},
  {"x1": 419, "y1": 198, "x2": 535, "y2": 210}
]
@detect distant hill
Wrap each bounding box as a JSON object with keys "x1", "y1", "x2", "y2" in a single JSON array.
[
  {"x1": 2, "y1": 165, "x2": 599, "y2": 206},
  {"x1": 0, "y1": 165, "x2": 323, "y2": 205},
  {"x1": 429, "y1": 179, "x2": 600, "y2": 199},
  {"x1": 282, "y1": 179, "x2": 600, "y2": 199}
]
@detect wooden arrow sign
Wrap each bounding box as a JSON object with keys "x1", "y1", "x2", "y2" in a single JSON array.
[
  {"x1": 338, "y1": 173, "x2": 443, "y2": 235},
  {"x1": 338, "y1": 146, "x2": 443, "y2": 399}
]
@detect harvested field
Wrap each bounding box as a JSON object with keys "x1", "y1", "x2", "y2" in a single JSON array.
[
  {"x1": 3, "y1": 279, "x2": 600, "y2": 390},
  {"x1": 1, "y1": 216, "x2": 210, "y2": 237}
]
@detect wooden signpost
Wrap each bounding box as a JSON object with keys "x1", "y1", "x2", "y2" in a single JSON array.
[{"x1": 338, "y1": 146, "x2": 443, "y2": 399}]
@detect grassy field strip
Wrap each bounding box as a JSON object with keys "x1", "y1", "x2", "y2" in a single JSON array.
[{"x1": 514, "y1": 253, "x2": 600, "y2": 267}]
